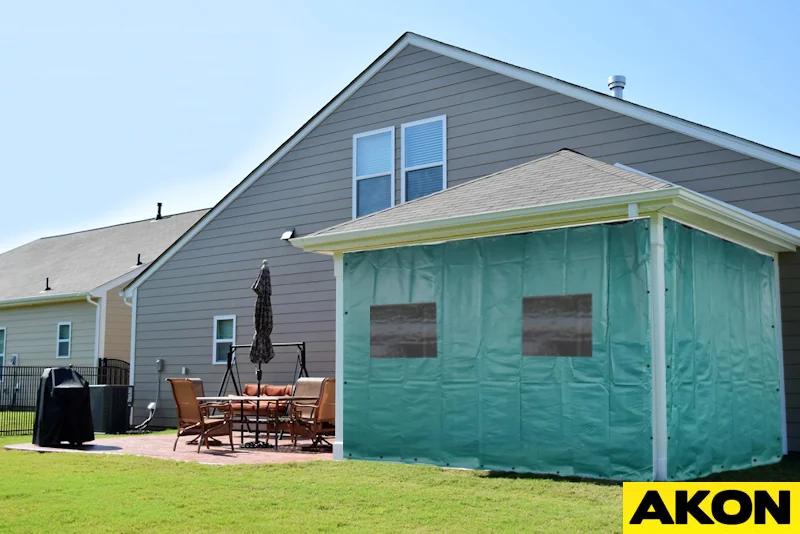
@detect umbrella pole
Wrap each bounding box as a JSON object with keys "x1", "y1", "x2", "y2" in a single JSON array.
[{"x1": 255, "y1": 364, "x2": 262, "y2": 444}]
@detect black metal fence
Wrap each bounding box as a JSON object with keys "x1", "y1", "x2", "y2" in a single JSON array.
[{"x1": 0, "y1": 359, "x2": 130, "y2": 436}]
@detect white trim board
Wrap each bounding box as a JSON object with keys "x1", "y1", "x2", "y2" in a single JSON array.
[{"x1": 123, "y1": 32, "x2": 800, "y2": 296}]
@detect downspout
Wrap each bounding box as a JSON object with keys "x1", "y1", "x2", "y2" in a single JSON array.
[
  {"x1": 123, "y1": 290, "x2": 137, "y2": 425},
  {"x1": 86, "y1": 295, "x2": 101, "y2": 367}
]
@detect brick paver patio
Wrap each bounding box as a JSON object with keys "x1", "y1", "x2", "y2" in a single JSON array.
[{"x1": 5, "y1": 433, "x2": 333, "y2": 465}]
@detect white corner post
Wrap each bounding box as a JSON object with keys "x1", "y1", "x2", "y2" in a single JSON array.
[
  {"x1": 86, "y1": 295, "x2": 101, "y2": 366},
  {"x1": 774, "y1": 253, "x2": 788, "y2": 455},
  {"x1": 333, "y1": 252, "x2": 345, "y2": 460},
  {"x1": 650, "y1": 213, "x2": 668, "y2": 481}
]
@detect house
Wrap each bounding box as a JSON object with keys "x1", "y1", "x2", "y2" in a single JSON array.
[
  {"x1": 292, "y1": 149, "x2": 800, "y2": 480},
  {"x1": 0, "y1": 207, "x2": 207, "y2": 370},
  {"x1": 122, "y1": 32, "x2": 800, "y2": 461}
]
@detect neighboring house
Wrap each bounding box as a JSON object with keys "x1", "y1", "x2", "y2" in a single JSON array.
[
  {"x1": 123, "y1": 32, "x2": 800, "y2": 454},
  {"x1": 0, "y1": 207, "x2": 208, "y2": 368}
]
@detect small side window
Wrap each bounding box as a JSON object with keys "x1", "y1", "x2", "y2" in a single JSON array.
[
  {"x1": 57, "y1": 322, "x2": 72, "y2": 358},
  {"x1": 370, "y1": 303, "x2": 437, "y2": 358},
  {"x1": 213, "y1": 315, "x2": 236, "y2": 364},
  {"x1": 0, "y1": 327, "x2": 5, "y2": 381},
  {"x1": 522, "y1": 294, "x2": 592, "y2": 357}
]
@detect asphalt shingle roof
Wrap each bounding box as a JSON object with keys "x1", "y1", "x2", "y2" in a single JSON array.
[
  {"x1": 310, "y1": 149, "x2": 673, "y2": 238},
  {"x1": 0, "y1": 209, "x2": 208, "y2": 301}
]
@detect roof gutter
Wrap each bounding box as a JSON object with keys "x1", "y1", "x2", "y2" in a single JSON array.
[
  {"x1": 292, "y1": 187, "x2": 800, "y2": 256},
  {"x1": 291, "y1": 188, "x2": 679, "y2": 254},
  {"x1": 0, "y1": 292, "x2": 89, "y2": 309}
]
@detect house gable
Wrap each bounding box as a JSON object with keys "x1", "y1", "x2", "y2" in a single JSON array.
[{"x1": 125, "y1": 32, "x2": 800, "y2": 295}]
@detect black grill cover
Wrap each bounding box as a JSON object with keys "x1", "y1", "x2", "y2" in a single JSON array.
[{"x1": 32, "y1": 368, "x2": 94, "y2": 447}]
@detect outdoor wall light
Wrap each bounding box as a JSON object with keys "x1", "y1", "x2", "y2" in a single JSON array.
[{"x1": 281, "y1": 228, "x2": 296, "y2": 241}]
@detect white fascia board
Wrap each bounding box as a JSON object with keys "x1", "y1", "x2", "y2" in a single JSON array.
[
  {"x1": 292, "y1": 189, "x2": 679, "y2": 254},
  {"x1": 91, "y1": 265, "x2": 147, "y2": 298},
  {"x1": 123, "y1": 35, "x2": 416, "y2": 297},
  {"x1": 0, "y1": 292, "x2": 89, "y2": 309},
  {"x1": 668, "y1": 189, "x2": 800, "y2": 253},
  {"x1": 409, "y1": 34, "x2": 800, "y2": 173}
]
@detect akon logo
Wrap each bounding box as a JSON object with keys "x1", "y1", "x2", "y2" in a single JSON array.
[{"x1": 623, "y1": 483, "x2": 798, "y2": 531}]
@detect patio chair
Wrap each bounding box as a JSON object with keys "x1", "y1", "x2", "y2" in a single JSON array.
[
  {"x1": 291, "y1": 377, "x2": 335, "y2": 448},
  {"x1": 168, "y1": 378, "x2": 234, "y2": 453}
]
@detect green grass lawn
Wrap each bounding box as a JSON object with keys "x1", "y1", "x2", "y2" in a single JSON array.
[{"x1": 0, "y1": 433, "x2": 797, "y2": 533}]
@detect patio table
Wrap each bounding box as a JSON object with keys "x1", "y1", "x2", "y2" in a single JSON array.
[{"x1": 197, "y1": 396, "x2": 318, "y2": 448}]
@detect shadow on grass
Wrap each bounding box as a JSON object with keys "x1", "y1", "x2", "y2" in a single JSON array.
[
  {"x1": 482, "y1": 470, "x2": 622, "y2": 487},
  {"x1": 481, "y1": 454, "x2": 800, "y2": 485}
]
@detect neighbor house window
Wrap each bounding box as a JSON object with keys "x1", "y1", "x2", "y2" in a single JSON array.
[
  {"x1": 0, "y1": 327, "x2": 5, "y2": 381},
  {"x1": 370, "y1": 303, "x2": 437, "y2": 358},
  {"x1": 57, "y1": 322, "x2": 72, "y2": 358},
  {"x1": 213, "y1": 315, "x2": 236, "y2": 364},
  {"x1": 522, "y1": 294, "x2": 592, "y2": 357},
  {"x1": 401, "y1": 115, "x2": 446, "y2": 202},
  {"x1": 353, "y1": 126, "x2": 394, "y2": 218}
]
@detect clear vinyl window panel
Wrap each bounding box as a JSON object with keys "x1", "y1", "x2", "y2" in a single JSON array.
[
  {"x1": 522, "y1": 294, "x2": 592, "y2": 357},
  {"x1": 213, "y1": 316, "x2": 235, "y2": 364},
  {"x1": 370, "y1": 303, "x2": 437, "y2": 358},
  {"x1": 354, "y1": 129, "x2": 394, "y2": 218},
  {"x1": 402, "y1": 117, "x2": 446, "y2": 201}
]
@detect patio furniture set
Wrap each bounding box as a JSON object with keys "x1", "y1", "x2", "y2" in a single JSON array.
[{"x1": 168, "y1": 376, "x2": 335, "y2": 453}]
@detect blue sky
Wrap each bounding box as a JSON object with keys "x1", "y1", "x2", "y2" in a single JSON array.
[{"x1": 1, "y1": 1, "x2": 798, "y2": 253}]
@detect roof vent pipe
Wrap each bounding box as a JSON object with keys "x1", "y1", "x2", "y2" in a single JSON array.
[
  {"x1": 608, "y1": 75, "x2": 626, "y2": 99},
  {"x1": 136, "y1": 253, "x2": 143, "y2": 266},
  {"x1": 156, "y1": 202, "x2": 163, "y2": 220},
  {"x1": 45, "y1": 277, "x2": 51, "y2": 291}
]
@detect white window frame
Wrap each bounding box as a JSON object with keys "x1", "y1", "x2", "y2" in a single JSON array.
[
  {"x1": 212, "y1": 315, "x2": 236, "y2": 365},
  {"x1": 352, "y1": 126, "x2": 395, "y2": 219},
  {"x1": 56, "y1": 321, "x2": 72, "y2": 359},
  {"x1": 400, "y1": 115, "x2": 447, "y2": 203},
  {"x1": 0, "y1": 327, "x2": 5, "y2": 382}
]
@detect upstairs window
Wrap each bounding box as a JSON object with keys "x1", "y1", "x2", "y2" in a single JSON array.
[
  {"x1": 57, "y1": 322, "x2": 72, "y2": 358},
  {"x1": 401, "y1": 116, "x2": 447, "y2": 202},
  {"x1": 353, "y1": 127, "x2": 394, "y2": 218},
  {"x1": 213, "y1": 315, "x2": 236, "y2": 364}
]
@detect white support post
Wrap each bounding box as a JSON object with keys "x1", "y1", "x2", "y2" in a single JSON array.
[
  {"x1": 774, "y1": 253, "x2": 788, "y2": 455},
  {"x1": 650, "y1": 214, "x2": 668, "y2": 481},
  {"x1": 333, "y1": 252, "x2": 345, "y2": 460},
  {"x1": 128, "y1": 289, "x2": 137, "y2": 425}
]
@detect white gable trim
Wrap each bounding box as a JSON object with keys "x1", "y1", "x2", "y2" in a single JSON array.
[{"x1": 123, "y1": 32, "x2": 800, "y2": 296}]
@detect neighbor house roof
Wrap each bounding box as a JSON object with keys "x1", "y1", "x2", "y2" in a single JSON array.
[
  {"x1": 0, "y1": 209, "x2": 209, "y2": 306},
  {"x1": 123, "y1": 32, "x2": 800, "y2": 296},
  {"x1": 291, "y1": 150, "x2": 800, "y2": 256}
]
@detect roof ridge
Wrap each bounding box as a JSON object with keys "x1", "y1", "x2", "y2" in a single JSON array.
[
  {"x1": 558, "y1": 150, "x2": 670, "y2": 190},
  {"x1": 39, "y1": 207, "x2": 211, "y2": 240}
]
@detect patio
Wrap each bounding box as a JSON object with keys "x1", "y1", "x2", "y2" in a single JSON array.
[{"x1": 4, "y1": 433, "x2": 333, "y2": 465}]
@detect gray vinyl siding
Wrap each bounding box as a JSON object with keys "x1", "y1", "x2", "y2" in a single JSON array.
[
  {"x1": 103, "y1": 282, "x2": 131, "y2": 361},
  {"x1": 0, "y1": 300, "x2": 96, "y2": 367},
  {"x1": 133, "y1": 44, "x2": 800, "y2": 442}
]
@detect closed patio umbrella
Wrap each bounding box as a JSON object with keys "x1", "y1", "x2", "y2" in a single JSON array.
[{"x1": 246, "y1": 259, "x2": 275, "y2": 448}]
